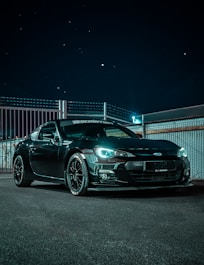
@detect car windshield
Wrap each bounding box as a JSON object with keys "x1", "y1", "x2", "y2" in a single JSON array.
[{"x1": 59, "y1": 122, "x2": 137, "y2": 139}]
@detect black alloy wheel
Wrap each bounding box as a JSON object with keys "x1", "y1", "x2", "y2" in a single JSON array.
[
  {"x1": 13, "y1": 155, "x2": 32, "y2": 187},
  {"x1": 66, "y1": 153, "x2": 89, "y2": 196}
]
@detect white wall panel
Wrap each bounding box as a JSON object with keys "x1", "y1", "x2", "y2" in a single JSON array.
[{"x1": 146, "y1": 118, "x2": 204, "y2": 179}]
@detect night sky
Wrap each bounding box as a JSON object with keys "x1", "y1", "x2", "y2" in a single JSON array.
[{"x1": 0, "y1": 0, "x2": 204, "y2": 114}]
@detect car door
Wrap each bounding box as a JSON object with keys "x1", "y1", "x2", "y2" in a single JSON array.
[{"x1": 29, "y1": 122, "x2": 60, "y2": 177}]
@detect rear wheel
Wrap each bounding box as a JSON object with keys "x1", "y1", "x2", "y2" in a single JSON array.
[
  {"x1": 13, "y1": 155, "x2": 32, "y2": 187},
  {"x1": 66, "y1": 153, "x2": 89, "y2": 196}
]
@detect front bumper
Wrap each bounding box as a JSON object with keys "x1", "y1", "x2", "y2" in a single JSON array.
[
  {"x1": 89, "y1": 158, "x2": 191, "y2": 188},
  {"x1": 88, "y1": 182, "x2": 193, "y2": 192}
]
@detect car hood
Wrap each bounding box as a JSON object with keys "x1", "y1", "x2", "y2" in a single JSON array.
[{"x1": 93, "y1": 137, "x2": 180, "y2": 156}]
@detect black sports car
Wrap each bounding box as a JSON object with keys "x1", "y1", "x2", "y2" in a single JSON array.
[{"x1": 13, "y1": 119, "x2": 192, "y2": 195}]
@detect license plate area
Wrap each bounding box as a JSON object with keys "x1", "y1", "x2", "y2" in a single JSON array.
[{"x1": 145, "y1": 161, "x2": 176, "y2": 172}]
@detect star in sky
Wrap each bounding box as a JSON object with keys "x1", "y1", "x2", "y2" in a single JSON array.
[{"x1": 0, "y1": 1, "x2": 203, "y2": 114}]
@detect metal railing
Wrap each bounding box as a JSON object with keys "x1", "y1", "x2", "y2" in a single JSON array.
[{"x1": 0, "y1": 97, "x2": 138, "y2": 140}]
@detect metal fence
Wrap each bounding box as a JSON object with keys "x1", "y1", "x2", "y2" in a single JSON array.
[
  {"x1": 0, "y1": 97, "x2": 137, "y2": 140},
  {"x1": 0, "y1": 97, "x2": 138, "y2": 172},
  {"x1": 67, "y1": 101, "x2": 137, "y2": 123},
  {"x1": 0, "y1": 138, "x2": 23, "y2": 172},
  {"x1": 0, "y1": 97, "x2": 63, "y2": 140}
]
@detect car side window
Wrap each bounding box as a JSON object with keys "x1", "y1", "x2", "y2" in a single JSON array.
[
  {"x1": 62, "y1": 124, "x2": 85, "y2": 139},
  {"x1": 104, "y1": 126, "x2": 131, "y2": 138},
  {"x1": 38, "y1": 123, "x2": 57, "y2": 141}
]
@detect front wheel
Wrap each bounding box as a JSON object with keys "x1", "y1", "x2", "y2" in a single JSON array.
[
  {"x1": 66, "y1": 153, "x2": 89, "y2": 196},
  {"x1": 13, "y1": 155, "x2": 32, "y2": 187}
]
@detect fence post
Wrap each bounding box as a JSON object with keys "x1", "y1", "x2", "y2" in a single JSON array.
[
  {"x1": 103, "y1": 102, "x2": 107, "y2": 120},
  {"x1": 142, "y1": 114, "x2": 146, "y2": 138},
  {"x1": 58, "y1": 100, "x2": 67, "y2": 119}
]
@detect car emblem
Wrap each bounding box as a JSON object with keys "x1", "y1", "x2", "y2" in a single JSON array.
[{"x1": 153, "y1": 152, "x2": 162, "y2": 156}]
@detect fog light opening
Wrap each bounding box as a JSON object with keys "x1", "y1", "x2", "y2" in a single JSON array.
[
  {"x1": 98, "y1": 169, "x2": 116, "y2": 183},
  {"x1": 101, "y1": 173, "x2": 109, "y2": 180}
]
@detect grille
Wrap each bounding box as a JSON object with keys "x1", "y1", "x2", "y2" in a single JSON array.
[
  {"x1": 145, "y1": 161, "x2": 176, "y2": 171},
  {"x1": 130, "y1": 171, "x2": 181, "y2": 182}
]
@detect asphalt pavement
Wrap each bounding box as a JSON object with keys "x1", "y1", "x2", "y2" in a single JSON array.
[{"x1": 0, "y1": 174, "x2": 204, "y2": 265}]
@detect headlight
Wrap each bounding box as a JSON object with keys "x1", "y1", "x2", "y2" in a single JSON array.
[
  {"x1": 94, "y1": 147, "x2": 115, "y2": 159},
  {"x1": 115, "y1": 150, "x2": 135, "y2": 158},
  {"x1": 177, "y1": 147, "x2": 187, "y2": 158},
  {"x1": 94, "y1": 147, "x2": 135, "y2": 159}
]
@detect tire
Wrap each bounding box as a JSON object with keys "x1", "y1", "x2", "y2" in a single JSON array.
[
  {"x1": 13, "y1": 155, "x2": 32, "y2": 187},
  {"x1": 66, "y1": 153, "x2": 89, "y2": 196}
]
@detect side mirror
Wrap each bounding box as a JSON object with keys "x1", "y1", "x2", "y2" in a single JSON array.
[
  {"x1": 50, "y1": 135, "x2": 60, "y2": 145},
  {"x1": 54, "y1": 136, "x2": 60, "y2": 142}
]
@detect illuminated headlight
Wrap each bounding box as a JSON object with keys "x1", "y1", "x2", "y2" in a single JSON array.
[
  {"x1": 94, "y1": 147, "x2": 134, "y2": 159},
  {"x1": 177, "y1": 147, "x2": 187, "y2": 158},
  {"x1": 94, "y1": 147, "x2": 115, "y2": 159}
]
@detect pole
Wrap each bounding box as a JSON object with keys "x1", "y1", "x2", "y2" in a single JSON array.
[{"x1": 103, "y1": 102, "x2": 107, "y2": 120}]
